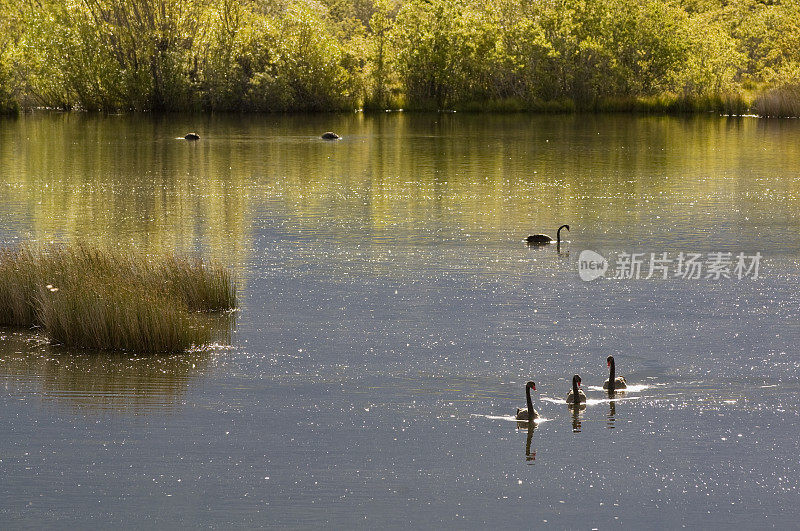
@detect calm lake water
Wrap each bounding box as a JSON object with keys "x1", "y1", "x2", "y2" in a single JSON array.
[{"x1": 1, "y1": 112, "x2": 799, "y2": 527}]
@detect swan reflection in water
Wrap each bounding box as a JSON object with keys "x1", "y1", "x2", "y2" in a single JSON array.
[
  {"x1": 514, "y1": 419, "x2": 536, "y2": 462},
  {"x1": 569, "y1": 404, "x2": 585, "y2": 432},
  {"x1": 607, "y1": 398, "x2": 616, "y2": 429}
]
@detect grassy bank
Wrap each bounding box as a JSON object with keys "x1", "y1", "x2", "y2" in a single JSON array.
[
  {"x1": 451, "y1": 92, "x2": 754, "y2": 115},
  {"x1": 0, "y1": 245, "x2": 236, "y2": 353}
]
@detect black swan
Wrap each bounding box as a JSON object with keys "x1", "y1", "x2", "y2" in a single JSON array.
[
  {"x1": 515, "y1": 381, "x2": 539, "y2": 421},
  {"x1": 566, "y1": 374, "x2": 587, "y2": 404},
  {"x1": 603, "y1": 355, "x2": 627, "y2": 392},
  {"x1": 527, "y1": 224, "x2": 569, "y2": 245}
]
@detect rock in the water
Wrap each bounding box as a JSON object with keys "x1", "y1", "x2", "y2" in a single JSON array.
[
  {"x1": 321, "y1": 132, "x2": 340, "y2": 140},
  {"x1": 185, "y1": 133, "x2": 200, "y2": 140}
]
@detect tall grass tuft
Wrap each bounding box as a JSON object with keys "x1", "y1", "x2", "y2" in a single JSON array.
[
  {"x1": 0, "y1": 246, "x2": 40, "y2": 325},
  {"x1": 157, "y1": 256, "x2": 237, "y2": 312},
  {"x1": 0, "y1": 244, "x2": 236, "y2": 353},
  {"x1": 754, "y1": 84, "x2": 800, "y2": 118}
]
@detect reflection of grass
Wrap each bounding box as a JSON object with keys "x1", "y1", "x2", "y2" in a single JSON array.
[
  {"x1": 0, "y1": 244, "x2": 236, "y2": 352},
  {"x1": 0, "y1": 331, "x2": 215, "y2": 413}
]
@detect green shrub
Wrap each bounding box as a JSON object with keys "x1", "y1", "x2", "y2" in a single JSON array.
[
  {"x1": 1, "y1": 0, "x2": 799, "y2": 113},
  {"x1": 0, "y1": 53, "x2": 18, "y2": 114},
  {"x1": 391, "y1": 0, "x2": 502, "y2": 109}
]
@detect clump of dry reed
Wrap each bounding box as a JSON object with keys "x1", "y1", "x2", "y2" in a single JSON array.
[
  {"x1": 156, "y1": 256, "x2": 237, "y2": 312},
  {"x1": 754, "y1": 84, "x2": 800, "y2": 117},
  {"x1": 0, "y1": 246, "x2": 41, "y2": 326},
  {"x1": 0, "y1": 244, "x2": 236, "y2": 353}
]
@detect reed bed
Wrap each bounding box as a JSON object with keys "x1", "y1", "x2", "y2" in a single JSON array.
[
  {"x1": 754, "y1": 84, "x2": 800, "y2": 118},
  {"x1": 157, "y1": 256, "x2": 237, "y2": 312},
  {"x1": 449, "y1": 92, "x2": 752, "y2": 114},
  {"x1": 0, "y1": 244, "x2": 236, "y2": 353}
]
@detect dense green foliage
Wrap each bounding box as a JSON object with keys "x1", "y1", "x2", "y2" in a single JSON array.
[{"x1": 0, "y1": 0, "x2": 799, "y2": 113}]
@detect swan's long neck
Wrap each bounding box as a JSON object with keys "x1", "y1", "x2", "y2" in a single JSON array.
[
  {"x1": 608, "y1": 359, "x2": 615, "y2": 392},
  {"x1": 557, "y1": 225, "x2": 569, "y2": 244},
  {"x1": 572, "y1": 377, "x2": 579, "y2": 398},
  {"x1": 526, "y1": 385, "x2": 534, "y2": 415}
]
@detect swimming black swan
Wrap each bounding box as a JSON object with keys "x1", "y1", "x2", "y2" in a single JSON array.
[
  {"x1": 515, "y1": 381, "x2": 539, "y2": 421},
  {"x1": 566, "y1": 374, "x2": 587, "y2": 404},
  {"x1": 527, "y1": 224, "x2": 569, "y2": 245},
  {"x1": 603, "y1": 355, "x2": 627, "y2": 392}
]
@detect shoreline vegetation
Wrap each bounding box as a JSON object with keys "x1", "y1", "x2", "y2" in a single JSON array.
[
  {"x1": 0, "y1": 0, "x2": 799, "y2": 117},
  {"x1": 0, "y1": 245, "x2": 236, "y2": 353}
]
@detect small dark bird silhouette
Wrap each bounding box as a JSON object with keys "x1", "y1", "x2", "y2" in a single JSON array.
[{"x1": 527, "y1": 224, "x2": 569, "y2": 245}]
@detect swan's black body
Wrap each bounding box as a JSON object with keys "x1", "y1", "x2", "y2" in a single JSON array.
[
  {"x1": 515, "y1": 381, "x2": 539, "y2": 421},
  {"x1": 603, "y1": 355, "x2": 627, "y2": 392},
  {"x1": 321, "y1": 131, "x2": 341, "y2": 140},
  {"x1": 566, "y1": 374, "x2": 587, "y2": 404},
  {"x1": 185, "y1": 133, "x2": 200, "y2": 140},
  {"x1": 527, "y1": 224, "x2": 570, "y2": 245}
]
